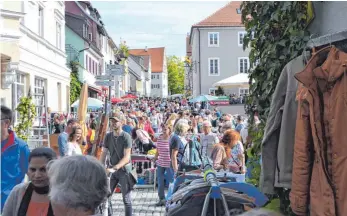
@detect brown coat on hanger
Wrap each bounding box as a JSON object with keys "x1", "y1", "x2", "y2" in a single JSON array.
[{"x1": 290, "y1": 46, "x2": 347, "y2": 216}]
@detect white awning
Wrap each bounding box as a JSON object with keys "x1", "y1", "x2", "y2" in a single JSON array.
[{"x1": 212, "y1": 73, "x2": 251, "y2": 88}]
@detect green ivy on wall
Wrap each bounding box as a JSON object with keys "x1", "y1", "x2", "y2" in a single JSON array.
[
  {"x1": 14, "y1": 96, "x2": 36, "y2": 141},
  {"x1": 70, "y1": 61, "x2": 82, "y2": 105},
  {"x1": 240, "y1": 1, "x2": 310, "y2": 213}
]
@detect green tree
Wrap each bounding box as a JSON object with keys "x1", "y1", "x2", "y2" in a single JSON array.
[
  {"x1": 167, "y1": 56, "x2": 185, "y2": 94},
  {"x1": 70, "y1": 61, "x2": 82, "y2": 104}
]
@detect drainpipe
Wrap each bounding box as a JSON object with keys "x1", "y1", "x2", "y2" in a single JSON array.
[{"x1": 198, "y1": 28, "x2": 202, "y2": 95}]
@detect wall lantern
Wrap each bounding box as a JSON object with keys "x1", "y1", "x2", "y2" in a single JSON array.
[{"x1": 1, "y1": 62, "x2": 18, "y2": 89}]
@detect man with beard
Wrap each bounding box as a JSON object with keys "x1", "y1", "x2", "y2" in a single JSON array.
[{"x1": 100, "y1": 116, "x2": 133, "y2": 216}]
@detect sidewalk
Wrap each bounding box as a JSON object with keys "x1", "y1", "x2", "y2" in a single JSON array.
[{"x1": 111, "y1": 188, "x2": 166, "y2": 216}]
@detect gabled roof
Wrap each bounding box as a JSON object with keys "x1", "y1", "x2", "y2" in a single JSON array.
[
  {"x1": 129, "y1": 47, "x2": 165, "y2": 73},
  {"x1": 193, "y1": 1, "x2": 243, "y2": 27}
]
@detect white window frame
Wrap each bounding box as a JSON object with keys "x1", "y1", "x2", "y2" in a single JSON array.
[
  {"x1": 38, "y1": 6, "x2": 44, "y2": 37},
  {"x1": 56, "y1": 21, "x2": 61, "y2": 49},
  {"x1": 88, "y1": 32, "x2": 93, "y2": 41},
  {"x1": 157, "y1": 75, "x2": 159, "y2": 79},
  {"x1": 13, "y1": 73, "x2": 27, "y2": 123},
  {"x1": 209, "y1": 88, "x2": 217, "y2": 95},
  {"x1": 208, "y1": 57, "x2": 220, "y2": 76},
  {"x1": 208, "y1": 32, "x2": 219, "y2": 47},
  {"x1": 239, "y1": 88, "x2": 249, "y2": 96},
  {"x1": 83, "y1": 24, "x2": 89, "y2": 38},
  {"x1": 34, "y1": 77, "x2": 46, "y2": 118},
  {"x1": 238, "y1": 31, "x2": 246, "y2": 46},
  {"x1": 238, "y1": 57, "x2": 250, "y2": 74}
]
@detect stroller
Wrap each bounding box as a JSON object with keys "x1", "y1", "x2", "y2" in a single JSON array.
[{"x1": 166, "y1": 142, "x2": 268, "y2": 216}]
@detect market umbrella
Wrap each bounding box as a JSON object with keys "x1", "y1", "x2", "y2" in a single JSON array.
[
  {"x1": 71, "y1": 97, "x2": 104, "y2": 109},
  {"x1": 212, "y1": 73, "x2": 252, "y2": 88},
  {"x1": 122, "y1": 94, "x2": 138, "y2": 99},
  {"x1": 189, "y1": 95, "x2": 219, "y2": 103},
  {"x1": 111, "y1": 97, "x2": 124, "y2": 104},
  {"x1": 77, "y1": 82, "x2": 89, "y2": 151}
]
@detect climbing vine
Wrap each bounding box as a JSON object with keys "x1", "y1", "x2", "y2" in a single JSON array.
[
  {"x1": 70, "y1": 61, "x2": 82, "y2": 105},
  {"x1": 241, "y1": 1, "x2": 310, "y2": 213},
  {"x1": 14, "y1": 96, "x2": 36, "y2": 141}
]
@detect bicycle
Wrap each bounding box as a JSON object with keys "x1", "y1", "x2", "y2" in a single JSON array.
[{"x1": 99, "y1": 168, "x2": 116, "y2": 216}]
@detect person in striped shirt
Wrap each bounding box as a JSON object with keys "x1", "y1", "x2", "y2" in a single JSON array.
[{"x1": 153, "y1": 123, "x2": 174, "y2": 206}]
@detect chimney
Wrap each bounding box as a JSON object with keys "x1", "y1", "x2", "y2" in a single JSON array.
[{"x1": 145, "y1": 46, "x2": 148, "y2": 52}]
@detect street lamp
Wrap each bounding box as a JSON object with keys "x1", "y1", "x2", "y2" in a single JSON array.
[{"x1": 1, "y1": 62, "x2": 18, "y2": 89}]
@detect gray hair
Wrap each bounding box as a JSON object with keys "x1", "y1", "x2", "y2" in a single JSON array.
[
  {"x1": 174, "y1": 121, "x2": 189, "y2": 136},
  {"x1": 221, "y1": 122, "x2": 232, "y2": 133},
  {"x1": 48, "y1": 155, "x2": 110, "y2": 212}
]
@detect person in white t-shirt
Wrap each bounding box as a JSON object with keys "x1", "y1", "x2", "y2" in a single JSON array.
[{"x1": 66, "y1": 125, "x2": 83, "y2": 156}]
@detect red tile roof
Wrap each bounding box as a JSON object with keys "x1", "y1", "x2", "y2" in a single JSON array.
[
  {"x1": 129, "y1": 47, "x2": 165, "y2": 73},
  {"x1": 193, "y1": 1, "x2": 243, "y2": 27}
]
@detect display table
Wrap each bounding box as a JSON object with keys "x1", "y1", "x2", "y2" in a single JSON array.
[{"x1": 131, "y1": 154, "x2": 156, "y2": 190}]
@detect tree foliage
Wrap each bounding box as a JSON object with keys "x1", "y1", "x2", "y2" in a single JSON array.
[
  {"x1": 215, "y1": 86, "x2": 225, "y2": 96},
  {"x1": 241, "y1": 2, "x2": 310, "y2": 213},
  {"x1": 14, "y1": 96, "x2": 36, "y2": 141},
  {"x1": 70, "y1": 61, "x2": 82, "y2": 105},
  {"x1": 167, "y1": 56, "x2": 185, "y2": 94}
]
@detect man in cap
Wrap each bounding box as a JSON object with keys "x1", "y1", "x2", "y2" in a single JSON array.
[{"x1": 100, "y1": 116, "x2": 133, "y2": 216}]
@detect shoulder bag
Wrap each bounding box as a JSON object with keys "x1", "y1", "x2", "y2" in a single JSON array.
[{"x1": 111, "y1": 132, "x2": 138, "y2": 188}]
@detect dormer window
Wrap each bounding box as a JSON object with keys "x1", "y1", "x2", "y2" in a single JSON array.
[{"x1": 236, "y1": 8, "x2": 241, "y2": 14}]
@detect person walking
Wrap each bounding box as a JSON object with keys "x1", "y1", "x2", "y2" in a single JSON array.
[
  {"x1": 57, "y1": 118, "x2": 78, "y2": 157},
  {"x1": 153, "y1": 123, "x2": 174, "y2": 206},
  {"x1": 1, "y1": 105, "x2": 30, "y2": 212},
  {"x1": 100, "y1": 116, "x2": 133, "y2": 216}
]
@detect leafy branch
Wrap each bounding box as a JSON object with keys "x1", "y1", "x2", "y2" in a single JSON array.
[
  {"x1": 70, "y1": 61, "x2": 82, "y2": 105},
  {"x1": 14, "y1": 96, "x2": 36, "y2": 141}
]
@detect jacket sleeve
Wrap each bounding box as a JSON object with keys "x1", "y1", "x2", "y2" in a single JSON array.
[
  {"x1": 290, "y1": 99, "x2": 313, "y2": 216},
  {"x1": 18, "y1": 144, "x2": 30, "y2": 185},
  {"x1": 260, "y1": 65, "x2": 288, "y2": 194}
]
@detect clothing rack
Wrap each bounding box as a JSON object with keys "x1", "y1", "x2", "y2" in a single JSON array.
[{"x1": 307, "y1": 30, "x2": 347, "y2": 48}]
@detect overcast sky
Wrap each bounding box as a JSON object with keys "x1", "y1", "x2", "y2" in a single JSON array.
[{"x1": 92, "y1": 1, "x2": 228, "y2": 57}]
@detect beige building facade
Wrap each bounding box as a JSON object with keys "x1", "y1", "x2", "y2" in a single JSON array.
[{"x1": 0, "y1": 1, "x2": 24, "y2": 109}]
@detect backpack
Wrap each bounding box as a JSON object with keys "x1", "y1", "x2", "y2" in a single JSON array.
[{"x1": 176, "y1": 135, "x2": 202, "y2": 172}]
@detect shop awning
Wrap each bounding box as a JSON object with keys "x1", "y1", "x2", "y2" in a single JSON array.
[{"x1": 212, "y1": 73, "x2": 252, "y2": 88}]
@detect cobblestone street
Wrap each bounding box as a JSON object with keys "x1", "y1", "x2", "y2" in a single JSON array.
[{"x1": 111, "y1": 188, "x2": 166, "y2": 216}]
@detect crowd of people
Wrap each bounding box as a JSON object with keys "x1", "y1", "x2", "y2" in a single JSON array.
[{"x1": 1, "y1": 97, "x2": 268, "y2": 216}]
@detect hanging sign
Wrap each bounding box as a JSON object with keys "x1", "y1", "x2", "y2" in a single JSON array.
[
  {"x1": 95, "y1": 80, "x2": 115, "y2": 86},
  {"x1": 106, "y1": 64, "x2": 124, "y2": 76}
]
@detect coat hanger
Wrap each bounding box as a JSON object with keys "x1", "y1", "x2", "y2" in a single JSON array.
[{"x1": 304, "y1": 33, "x2": 319, "y2": 63}]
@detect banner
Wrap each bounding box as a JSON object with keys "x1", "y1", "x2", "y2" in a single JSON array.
[{"x1": 209, "y1": 96, "x2": 229, "y2": 106}]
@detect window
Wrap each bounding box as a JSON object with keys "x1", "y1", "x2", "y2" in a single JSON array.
[
  {"x1": 157, "y1": 75, "x2": 159, "y2": 79},
  {"x1": 85, "y1": 55, "x2": 88, "y2": 70},
  {"x1": 236, "y1": 8, "x2": 241, "y2": 14},
  {"x1": 239, "y1": 88, "x2": 249, "y2": 96},
  {"x1": 157, "y1": 84, "x2": 160, "y2": 88},
  {"x1": 209, "y1": 88, "x2": 217, "y2": 95},
  {"x1": 208, "y1": 32, "x2": 219, "y2": 46},
  {"x1": 57, "y1": 83, "x2": 62, "y2": 111},
  {"x1": 151, "y1": 84, "x2": 154, "y2": 89},
  {"x1": 88, "y1": 33, "x2": 93, "y2": 41},
  {"x1": 238, "y1": 32, "x2": 246, "y2": 46},
  {"x1": 238, "y1": 57, "x2": 249, "y2": 73},
  {"x1": 89, "y1": 57, "x2": 91, "y2": 73},
  {"x1": 208, "y1": 58, "x2": 219, "y2": 76},
  {"x1": 13, "y1": 74, "x2": 26, "y2": 122},
  {"x1": 83, "y1": 24, "x2": 89, "y2": 38},
  {"x1": 38, "y1": 6, "x2": 44, "y2": 37},
  {"x1": 34, "y1": 77, "x2": 45, "y2": 117},
  {"x1": 56, "y1": 22, "x2": 61, "y2": 49}
]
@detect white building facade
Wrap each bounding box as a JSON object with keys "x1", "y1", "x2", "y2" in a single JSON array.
[{"x1": 16, "y1": 1, "x2": 70, "y2": 119}]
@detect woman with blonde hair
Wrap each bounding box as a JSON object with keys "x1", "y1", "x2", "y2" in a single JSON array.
[
  {"x1": 66, "y1": 125, "x2": 83, "y2": 156},
  {"x1": 170, "y1": 121, "x2": 190, "y2": 173}
]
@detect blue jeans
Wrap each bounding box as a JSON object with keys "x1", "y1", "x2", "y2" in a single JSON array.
[{"x1": 157, "y1": 165, "x2": 174, "y2": 200}]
